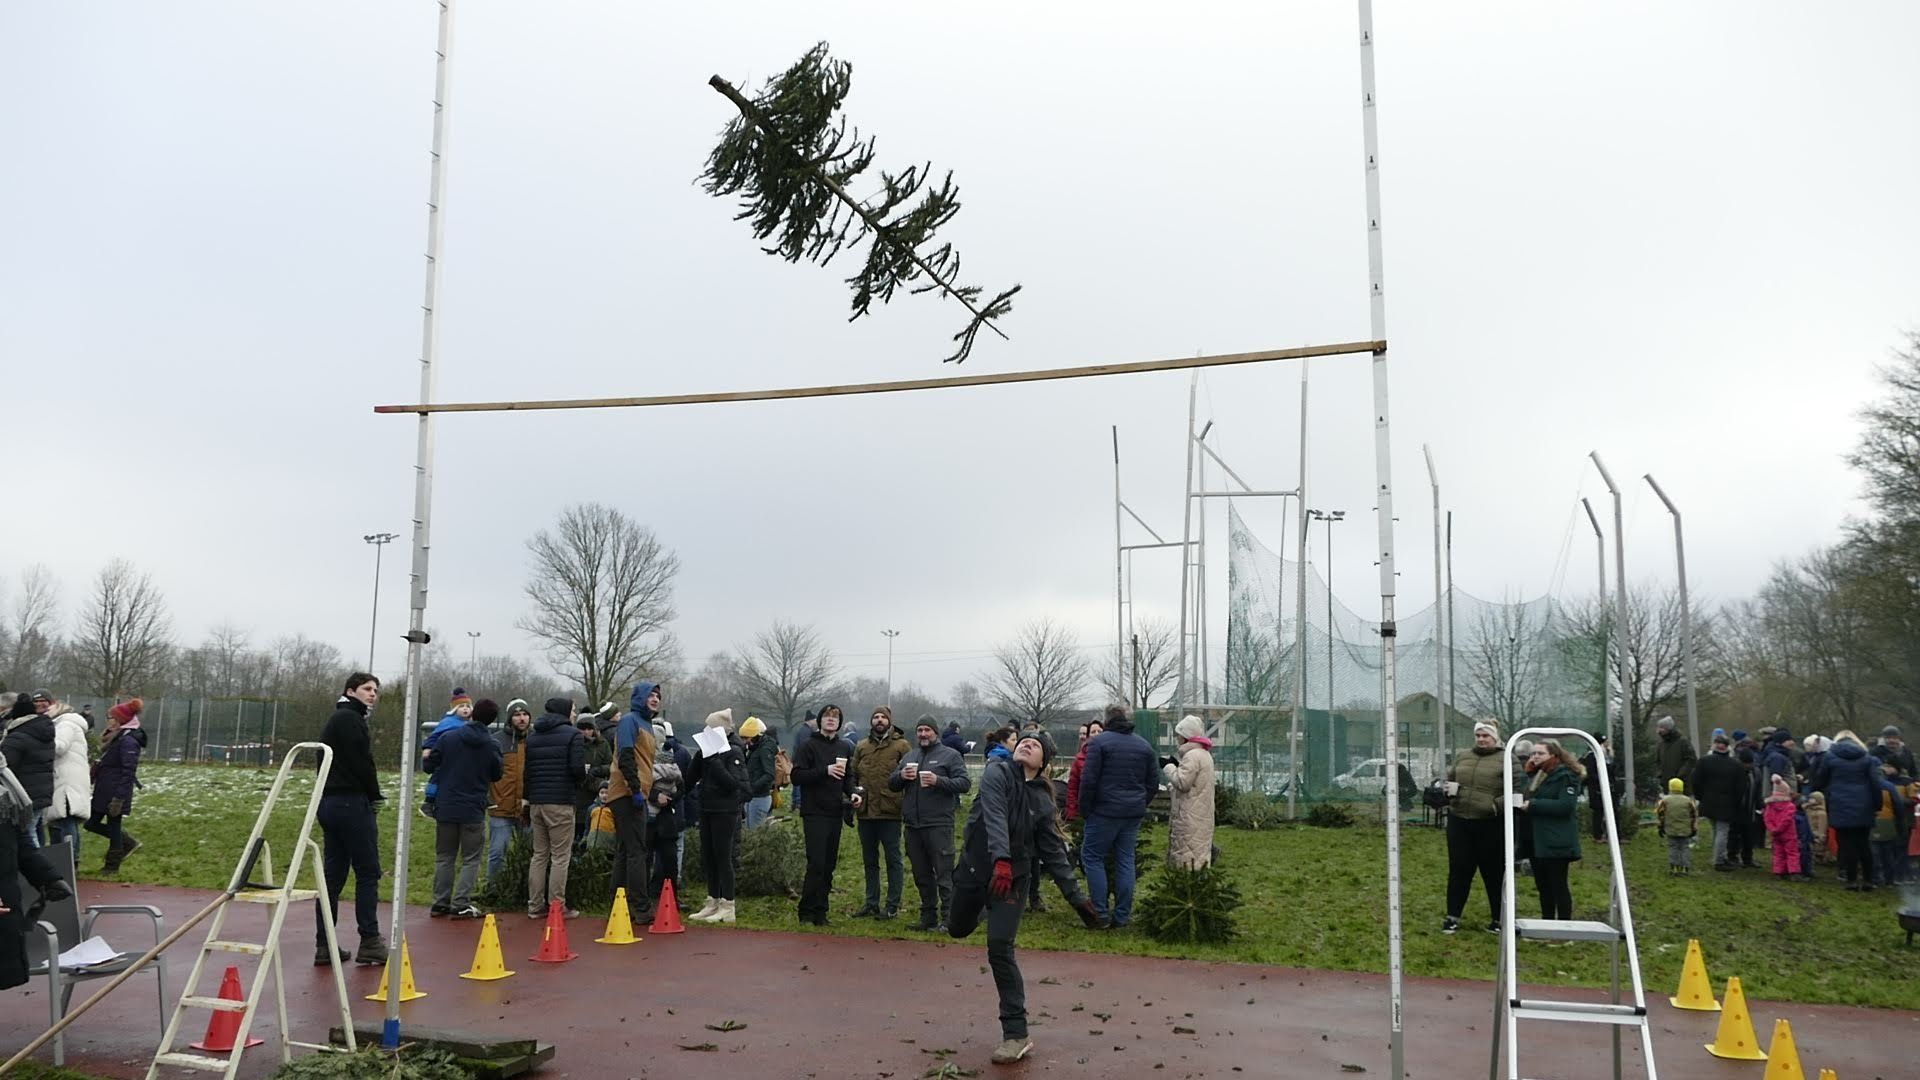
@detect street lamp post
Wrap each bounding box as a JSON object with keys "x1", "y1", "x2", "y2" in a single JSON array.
[
  {"x1": 466, "y1": 631, "x2": 481, "y2": 670},
  {"x1": 363, "y1": 533, "x2": 399, "y2": 672},
  {"x1": 1644, "y1": 474, "x2": 1701, "y2": 753},
  {"x1": 1309, "y1": 509, "x2": 1345, "y2": 778},
  {"x1": 881, "y1": 629, "x2": 901, "y2": 703}
]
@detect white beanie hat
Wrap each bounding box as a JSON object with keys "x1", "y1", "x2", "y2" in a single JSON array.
[
  {"x1": 1174, "y1": 715, "x2": 1206, "y2": 741},
  {"x1": 705, "y1": 708, "x2": 734, "y2": 731}
]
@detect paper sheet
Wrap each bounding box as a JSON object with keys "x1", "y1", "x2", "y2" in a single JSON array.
[
  {"x1": 692, "y1": 727, "x2": 729, "y2": 758},
  {"x1": 58, "y1": 935, "x2": 120, "y2": 969}
]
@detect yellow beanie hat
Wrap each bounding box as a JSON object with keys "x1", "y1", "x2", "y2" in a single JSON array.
[
  {"x1": 739, "y1": 716, "x2": 766, "y2": 738},
  {"x1": 1667, "y1": 777, "x2": 1685, "y2": 793}
]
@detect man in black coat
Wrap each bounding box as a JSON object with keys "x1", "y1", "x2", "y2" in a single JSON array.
[
  {"x1": 1691, "y1": 733, "x2": 1744, "y2": 870},
  {"x1": 1, "y1": 691, "x2": 57, "y2": 846},
  {"x1": 523, "y1": 698, "x2": 589, "y2": 918},
  {"x1": 789, "y1": 704, "x2": 855, "y2": 925},
  {"x1": 425, "y1": 698, "x2": 503, "y2": 919},
  {"x1": 314, "y1": 673, "x2": 389, "y2": 966}
]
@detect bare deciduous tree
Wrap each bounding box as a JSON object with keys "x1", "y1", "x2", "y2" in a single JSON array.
[
  {"x1": 1098, "y1": 617, "x2": 1182, "y2": 709},
  {"x1": 733, "y1": 620, "x2": 839, "y2": 728},
  {"x1": 1565, "y1": 585, "x2": 1716, "y2": 741},
  {"x1": 983, "y1": 618, "x2": 1089, "y2": 727},
  {"x1": 1462, "y1": 596, "x2": 1548, "y2": 728},
  {"x1": 4, "y1": 564, "x2": 61, "y2": 690},
  {"x1": 519, "y1": 503, "x2": 681, "y2": 706},
  {"x1": 73, "y1": 559, "x2": 173, "y2": 696}
]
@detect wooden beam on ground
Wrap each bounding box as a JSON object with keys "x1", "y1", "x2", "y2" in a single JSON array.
[{"x1": 372, "y1": 339, "x2": 1386, "y2": 416}]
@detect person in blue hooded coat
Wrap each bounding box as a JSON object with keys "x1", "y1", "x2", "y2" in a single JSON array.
[
  {"x1": 1812, "y1": 730, "x2": 1905, "y2": 890},
  {"x1": 420, "y1": 688, "x2": 473, "y2": 818},
  {"x1": 603, "y1": 681, "x2": 662, "y2": 924}
]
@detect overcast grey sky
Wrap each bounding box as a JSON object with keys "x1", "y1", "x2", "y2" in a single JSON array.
[{"x1": 6, "y1": 1, "x2": 1916, "y2": 699}]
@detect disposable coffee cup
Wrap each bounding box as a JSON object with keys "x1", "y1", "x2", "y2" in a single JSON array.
[
  {"x1": 836, "y1": 756, "x2": 848, "y2": 769},
  {"x1": 920, "y1": 769, "x2": 937, "y2": 787},
  {"x1": 1445, "y1": 781, "x2": 1460, "y2": 796},
  {"x1": 904, "y1": 762, "x2": 919, "y2": 779}
]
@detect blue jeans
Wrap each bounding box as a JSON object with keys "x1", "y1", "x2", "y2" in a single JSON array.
[
  {"x1": 487, "y1": 816, "x2": 526, "y2": 880},
  {"x1": 49, "y1": 815, "x2": 84, "y2": 858},
  {"x1": 1081, "y1": 814, "x2": 1142, "y2": 924},
  {"x1": 745, "y1": 795, "x2": 773, "y2": 828}
]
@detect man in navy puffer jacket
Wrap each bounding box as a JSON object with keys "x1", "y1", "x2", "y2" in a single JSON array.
[
  {"x1": 425, "y1": 699, "x2": 503, "y2": 918},
  {"x1": 1813, "y1": 732, "x2": 1904, "y2": 890},
  {"x1": 1076, "y1": 709, "x2": 1161, "y2": 927},
  {"x1": 523, "y1": 698, "x2": 589, "y2": 917}
]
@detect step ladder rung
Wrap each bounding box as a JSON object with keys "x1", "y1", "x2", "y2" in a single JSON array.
[
  {"x1": 1510, "y1": 1000, "x2": 1646, "y2": 1026},
  {"x1": 1513, "y1": 918, "x2": 1623, "y2": 942},
  {"x1": 180, "y1": 994, "x2": 249, "y2": 1013},
  {"x1": 154, "y1": 1051, "x2": 234, "y2": 1072},
  {"x1": 204, "y1": 939, "x2": 267, "y2": 955},
  {"x1": 288, "y1": 1040, "x2": 348, "y2": 1053},
  {"x1": 233, "y1": 887, "x2": 319, "y2": 903}
]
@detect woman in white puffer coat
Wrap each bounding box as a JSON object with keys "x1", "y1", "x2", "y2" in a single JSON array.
[
  {"x1": 1163, "y1": 715, "x2": 1217, "y2": 871},
  {"x1": 47, "y1": 703, "x2": 93, "y2": 855}
]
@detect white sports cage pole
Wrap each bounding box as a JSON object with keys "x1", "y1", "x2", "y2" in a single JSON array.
[
  {"x1": 387, "y1": 0, "x2": 455, "y2": 1048},
  {"x1": 1581, "y1": 498, "x2": 1611, "y2": 750},
  {"x1": 1423, "y1": 445, "x2": 1443, "y2": 766},
  {"x1": 1644, "y1": 474, "x2": 1701, "y2": 753},
  {"x1": 1355, "y1": 3, "x2": 1406, "y2": 1075},
  {"x1": 1113, "y1": 428, "x2": 1127, "y2": 705},
  {"x1": 1590, "y1": 452, "x2": 1635, "y2": 805},
  {"x1": 1175, "y1": 377, "x2": 1199, "y2": 709},
  {"x1": 1288, "y1": 365, "x2": 1309, "y2": 820}
]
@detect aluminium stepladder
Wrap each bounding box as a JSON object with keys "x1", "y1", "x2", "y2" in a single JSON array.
[
  {"x1": 147, "y1": 742, "x2": 356, "y2": 1078},
  {"x1": 1488, "y1": 727, "x2": 1657, "y2": 1080}
]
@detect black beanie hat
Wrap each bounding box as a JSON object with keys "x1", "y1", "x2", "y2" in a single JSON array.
[
  {"x1": 545, "y1": 696, "x2": 573, "y2": 717},
  {"x1": 473, "y1": 699, "x2": 499, "y2": 725}
]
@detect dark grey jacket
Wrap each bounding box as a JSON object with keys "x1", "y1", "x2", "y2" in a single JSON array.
[
  {"x1": 888, "y1": 742, "x2": 972, "y2": 829},
  {"x1": 956, "y1": 759, "x2": 1085, "y2": 900}
]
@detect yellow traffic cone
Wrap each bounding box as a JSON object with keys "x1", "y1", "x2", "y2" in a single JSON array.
[
  {"x1": 458, "y1": 914, "x2": 515, "y2": 981},
  {"x1": 1704, "y1": 977, "x2": 1766, "y2": 1060},
  {"x1": 366, "y1": 941, "x2": 426, "y2": 1002},
  {"x1": 1762, "y1": 1019, "x2": 1806, "y2": 1080},
  {"x1": 1817, "y1": 1069, "x2": 1838, "y2": 1080},
  {"x1": 1669, "y1": 938, "x2": 1720, "y2": 1011},
  {"x1": 595, "y1": 887, "x2": 642, "y2": 945}
]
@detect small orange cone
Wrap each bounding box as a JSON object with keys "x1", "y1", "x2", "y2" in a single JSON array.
[
  {"x1": 366, "y1": 941, "x2": 426, "y2": 1002},
  {"x1": 190, "y1": 965, "x2": 265, "y2": 1052},
  {"x1": 648, "y1": 879, "x2": 685, "y2": 935},
  {"x1": 1704, "y1": 977, "x2": 1767, "y2": 1061},
  {"x1": 1669, "y1": 939, "x2": 1721, "y2": 1011},
  {"x1": 595, "y1": 887, "x2": 641, "y2": 945},
  {"x1": 1763, "y1": 1019, "x2": 1806, "y2": 1080},
  {"x1": 530, "y1": 900, "x2": 578, "y2": 962},
  {"x1": 458, "y1": 914, "x2": 514, "y2": 981}
]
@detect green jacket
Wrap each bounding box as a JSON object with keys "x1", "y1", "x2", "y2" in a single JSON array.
[
  {"x1": 1654, "y1": 731, "x2": 1697, "y2": 787},
  {"x1": 1528, "y1": 763, "x2": 1584, "y2": 861},
  {"x1": 852, "y1": 726, "x2": 910, "y2": 820},
  {"x1": 1447, "y1": 747, "x2": 1507, "y2": 820}
]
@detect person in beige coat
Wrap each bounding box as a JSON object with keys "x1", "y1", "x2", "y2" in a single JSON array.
[{"x1": 1163, "y1": 715, "x2": 1217, "y2": 870}]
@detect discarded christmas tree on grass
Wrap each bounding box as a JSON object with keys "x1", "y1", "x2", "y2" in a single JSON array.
[{"x1": 703, "y1": 41, "x2": 1019, "y2": 364}]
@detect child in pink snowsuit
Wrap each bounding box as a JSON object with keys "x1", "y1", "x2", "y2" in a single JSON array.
[{"x1": 1764, "y1": 773, "x2": 1801, "y2": 878}]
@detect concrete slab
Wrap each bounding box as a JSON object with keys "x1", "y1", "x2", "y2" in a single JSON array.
[{"x1": 5, "y1": 881, "x2": 1914, "y2": 1079}]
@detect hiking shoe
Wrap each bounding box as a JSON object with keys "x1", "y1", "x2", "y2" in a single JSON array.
[
  {"x1": 449, "y1": 905, "x2": 484, "y2": 920},
  {"x1": 1485, "y1": 921, "x2": 1501, "y2": 935},
  {"x1": 429, "y1": 904, "x2": 452, "y2": 918},
  {"x1": 419, "y1": 801, "x2": 436, "y2": 820},
  {"x1": 879, "y1": 906, "x2": 899, "y2": 921},
  {"x1": 1441, "y1": 916, "x2": 1460, "y2": 935},
  {"x1": 851, "y1": 904, "x2": 880, "y2": 919},
  {"x1": 119, "y1": 835, "x2": 142, "y2": 859},
  {"x1": 991, "y1": 1037, "x2": 1033, "y2": 1064},
  {"x1": 561, "y1": 907, "x2": 582, "y2": 920},
  {"x1": 354, "y1": 935, "x2": 390, "y2": 966},
  {"x1": 908, "y1": 918, "x2": 938, "y2": 932},
  {"x1": 314, "y1": 944, "x2": 350, "y2": 966},
  {"x1": 527, "y1": 909, "x2": 545, "y2": 919},
  {"x1": 1026, "y1": 899, "x2": 1048, "y2": 914}
]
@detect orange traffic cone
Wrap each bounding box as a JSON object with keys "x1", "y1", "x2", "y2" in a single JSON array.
[
  {"x1": 530, "y1": 900, "x2": 578, "y2": 962},
  {"x1": 190, "y1": 966, "x2": 265, "y2": 1052},
  {"x1": 649, "y1": 879, "x2": 686, "y2": 935}
]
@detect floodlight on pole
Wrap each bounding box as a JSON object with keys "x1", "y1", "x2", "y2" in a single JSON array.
[
  {"x1": 466, "y1": 631, "x2": 481, "y2": 670},
  {"x1": 881, "y1": 629, "x2": 901, "y2": 703},
  {"x1": 362, "y1": 533, "x2": 399, "y2": 673},
  {"x1": 1643, "y1": 474, "x2": 1700, "y2": 753},
  {"x1": 1589, "y1": 452, "x2": 1635, "y2": 805}
]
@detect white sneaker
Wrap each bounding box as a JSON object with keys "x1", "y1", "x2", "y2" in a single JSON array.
[
  {"x1": 991, "y1": 1037, "x2": 1033, "y2": 1063},
  {"x1": 690, "y1": 897, "x2": 722, "y2": 921},
  {"x1": 715, "y1": 899, "x2": 736, "y2": 924}
]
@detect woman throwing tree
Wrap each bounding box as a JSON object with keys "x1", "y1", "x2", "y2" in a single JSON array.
[{"x1": 949, "y1": 733, "x2": 1101, "y2": 1064}]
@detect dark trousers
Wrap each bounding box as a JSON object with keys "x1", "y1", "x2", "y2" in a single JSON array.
[
  {"x1": 799, "y1": 814, "x2": 842, "y2": 921},
  {"x1": 648, "y1": 818, "x2": 680, "y2": 901},
  {"x1": 1585, "y1": 788, "x2": 1614, "y2": 840},
  {"x1": 858, "y1": 818, "x2": 904, "y2": 911},
  {"x1": 1730, "y1": 816, "x2": 1757, "y2": 866},
  {"x1": 82, "y1": 810, "x2": 125, "y2": 854},
  {"x1": 1836, "y1": 825, "x2": 1873, "y2": 883},
  {"x1": 1532, "y1": 857, "x2": 1573, "y2": 919},
  {"x1": 701, "y1": 812, "x2": 740, "y2": 900},
  {"x1": 948, "y1": 880, "x2": 1030, "y2": 1039},
  {"x1": 314, "y1": 793, "x2": 382, "y2": 946},
  {"x1": 611, "y1": 798, "x2": 652, "y2": 913},
  {"x1": 906, "y1": 824, "x2": 956, "y2": 924},
  {"x1": 1446, "y1": 814, "x2": 1504, "y2": 922}
]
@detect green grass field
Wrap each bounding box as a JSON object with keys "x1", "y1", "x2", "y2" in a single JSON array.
[{"x1": 92, "y1": 764, "x2": 1911, "y2": 1009}]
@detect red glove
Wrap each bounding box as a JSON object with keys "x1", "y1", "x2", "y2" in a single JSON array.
[{"x1": 990, "y1": 858, "x2": 1014, "y2": 900}]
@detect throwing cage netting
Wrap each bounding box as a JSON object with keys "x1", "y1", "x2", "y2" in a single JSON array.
[{"x1": 1202, "y1": 506, "x2": 1606, "y2": 799}]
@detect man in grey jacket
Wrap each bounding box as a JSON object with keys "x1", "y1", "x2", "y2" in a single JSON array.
[{"x1": 890, "y1": 716, "x2": 972, "y2": 932}]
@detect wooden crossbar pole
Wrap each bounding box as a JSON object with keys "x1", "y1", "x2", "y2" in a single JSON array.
[{"x1": 371, "y1": 339, "x2": 1385, "y2": 415}]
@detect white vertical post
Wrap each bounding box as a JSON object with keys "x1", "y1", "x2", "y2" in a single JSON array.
[
  {"x1": 1589, "y1": 452, "x2": 1635, "y2": 805},
  {"x1": 1113, "y1": 427, "x2": 1127, "y2": 705},
  {"x1": 1644, "y1": 474, "x2": 1700, "y2": 752},
  {"x1": 1580, "y1": 498, "x2": 1610, "y2": 747},
  {"x1": 1196, "y1": 427, "x2": 1210, "y2": 709},
  {"x1": 387, "y1": 0, "x2": 456, "y2": 1048},
  {"x1": 1288, "y1": 365, "x2": 1310, "y2": 819},
  {"x1": 1175, "y1": 376, "x2": 1199, "y2": 709},
  {"x1": 1354, "y1": 3, "x2": 1405, "y2": 1074},
  {"x1": 1424, "y1": 446, "x2": 1444, "y2": 768}
]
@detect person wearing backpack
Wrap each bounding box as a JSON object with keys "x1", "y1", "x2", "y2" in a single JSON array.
[{"x1": 742, "y1": 716, "x2": 778, "y2": 828}]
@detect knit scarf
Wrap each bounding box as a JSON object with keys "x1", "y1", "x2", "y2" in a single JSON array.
[{"x1": 0, "y1": 760, "x2": 31, "y2": 829}]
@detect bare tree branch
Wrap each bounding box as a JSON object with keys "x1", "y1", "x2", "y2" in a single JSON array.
[
  {"x1": 73, "y1": 559, "x2": 173, "y2": 696},
  {"x1": 518, "y1": 503, "x2": 680, "y2": 705},
  {"x1": 983, "y1": 617, "x2": 1089, "y2": 727},
  {"x1": 733, "y1": 620, "x2": 840, "y2": 728}
]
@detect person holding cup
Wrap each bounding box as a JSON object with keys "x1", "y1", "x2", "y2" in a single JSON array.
[
  {"x1": 1442, "y1": 719, "x2": 1510, "y2": 935},
  {"x1": 790, "y1": 703, "x2": 857, "y2": 926},
  {"x1": 891, "y1": 716, "x2": 972, "y2": 932}
]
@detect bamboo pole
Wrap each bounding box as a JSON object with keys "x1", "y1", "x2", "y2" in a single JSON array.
[{"x1": 372, "y1": 340, "x2": 1386, "y2": 415}]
